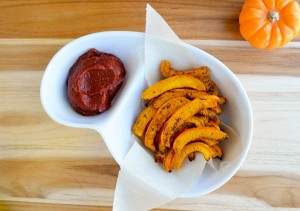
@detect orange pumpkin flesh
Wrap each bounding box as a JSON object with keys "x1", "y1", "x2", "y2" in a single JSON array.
[{"x1": 239, "y1": 0, "x2": 300, "y2": 49}]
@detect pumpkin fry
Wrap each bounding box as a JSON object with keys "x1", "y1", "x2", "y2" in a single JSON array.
[
  {"x1": 144, "y1": 97, "x2": 189, "y2": 152},
  {"x1": 198, "y1": 138, "x2": 219, "y2": 146},
  {"x1": 159, "y1": 98, "x2": 218, "y2": 152},
  {"x1": 200, "y1": 77, "x2": 218, "y2": 96},
  {"x1": 219, "y1": 96, "x2": 226, "y2": 105},
  {"x1": 151, "y1": 89, "x2": 220, "y2": 108},
  {"x1": 163, "y1": 149, "x2": 175, "y2": 172},
  {"x1": 197, "y1": 116, "x2": 220, "y2": 130},
  {"x1": 172, "y1": 142, "x2": 214, "y2": 169},
  {"x1": 207, "y1": 121, "x2": 221, "y2": 130},
  {"x1": 132, "y1": 60, "x2": 229, "y2": 172},
  {"x1": 210, "y1": 144, "x2": 223, "y2": 159},
  {"x1": 171, "y1": 89, "x2": 220, "y2": 102},
  {"x1": 167, "y1": 116, "x2": 206, "y2": 162},
  {"x1": 210, "y1": 105, "x2": 222, "y2": 115},
  {"x1": 150, "y1": 90, "x2": 188, "y2": 108},
  {"x1": 141, "y1": 75, "x2": 206, "y2": 100},
  {"x1": 160, "y1": 60, "x2": 210, "y2": 78},
  {"x1": 172, "y1": 116, "x2": 205, "y2": 141},
  {"x1": 199, "y1": 109, "x2": 221, "y2": 125},
  {"x1": 132, "y1": 106, "x2": 157, "y2": 137},
  {"x1": 173, "y1": 127, "x2": 228, "y2": 153},
  {"x1": 183, "y1": 116, "x2": 205, "y2": 128}
]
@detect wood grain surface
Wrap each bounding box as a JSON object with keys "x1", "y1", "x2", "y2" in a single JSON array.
[
  {"x1": 1, "y1": 1, "x2": 300, "y2": 210},
  {"x1": 0, "y1": 0, "x2": 300, "y2": 41}
]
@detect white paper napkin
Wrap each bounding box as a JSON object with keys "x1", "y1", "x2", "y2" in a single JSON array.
[
  {"x1": 113, "y1": 136, "x2": 206, "y2": 211},
  {"x1": 113, "y1": 4, "x2": 208, "y2": 211}
]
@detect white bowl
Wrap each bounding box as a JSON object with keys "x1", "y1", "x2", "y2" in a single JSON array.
[{"x1": 40, "y1": 31, "x2": 253, "y2": 198}]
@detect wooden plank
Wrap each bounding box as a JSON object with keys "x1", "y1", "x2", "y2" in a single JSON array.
[
  {"x1": 0, "y1": 39, "x2": 300, "y2": 76},
  {"x1": 1, "y1": 0, "x2": 299, "y2": 41},
  {"x1": 0, "y1": 201, "x2": 112, "y2": 211}
]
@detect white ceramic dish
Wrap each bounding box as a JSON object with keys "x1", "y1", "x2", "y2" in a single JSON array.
[{"x1": 40, "y1": 31, "x2": 253, "y2": 198}]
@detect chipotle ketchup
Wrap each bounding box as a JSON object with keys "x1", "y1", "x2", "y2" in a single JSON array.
[{"x1": 67, "y1": 48, "x2": 126, "y2": 115}]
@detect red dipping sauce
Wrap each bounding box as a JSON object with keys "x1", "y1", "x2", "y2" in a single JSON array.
[{"x1": 67, "y1": 49, "x2": 126, "y2": 115}]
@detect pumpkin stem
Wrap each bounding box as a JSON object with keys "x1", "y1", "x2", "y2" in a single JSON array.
[{"x1": 267, "y1": 11, "x2": 280, "y2": 23}]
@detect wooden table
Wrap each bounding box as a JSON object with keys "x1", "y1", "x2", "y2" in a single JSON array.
[{"x1": 1, "y1": 1, "x2": 300, "y2": 210}]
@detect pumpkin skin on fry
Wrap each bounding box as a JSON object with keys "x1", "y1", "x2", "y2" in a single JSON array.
[
  {"x1": 239, "y1": 0, "x2": 300, "y2": 49},
  {"x1": 141, "y1": 75, "x2": 206, "y2": 100},
  {"x1": 172, "y1": 142, "x2": 214, "y2": 169},
  {"x1": 159, "y1": 98, "x2": 218, "y2": 151},
  {"x1": 132, "y1": 106, "x2": 157, "y2": 137},
  {"x1": 160, "y1": 60, "x2": 210, "y2": 78},
  {"x1": 144, "y1": 97, "x2": 189, "y2": 152},
  {"x1": 173, "y1": 127, "x2": 228, "y2": 153},
  {"x1": 188, "y1": 152, "x2": 196, "y2": 161}
]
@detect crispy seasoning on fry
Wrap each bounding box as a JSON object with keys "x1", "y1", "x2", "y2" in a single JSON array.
[
  {"x1": 150, "y1": 88, "x2": 221, "y2": 109},
  {"x1": 159, "y1": 98, "x2": 217, "y2": 152},
  {"x1": 132, "y1": 60, "x2": 229, "y2": 172},
  {"x1": 144, "y1": 97, "x2": 189, "y2": 152},
  {"x1": 132, "y1": 106, "x2": 157, "y2": 137},
  {"x1": 172, "y1": 127, "x2": 228, "y2": 153}
]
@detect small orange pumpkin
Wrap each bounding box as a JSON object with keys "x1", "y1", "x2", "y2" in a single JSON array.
[{"x1": 239, "y1": 0, "x2": 300, "y2": 49}]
